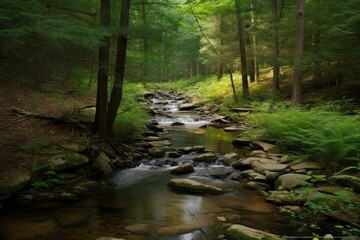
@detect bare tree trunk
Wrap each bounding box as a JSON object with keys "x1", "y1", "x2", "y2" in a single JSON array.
[
  {"x1": 141, "y1": 0, "x2": 148, "y2": 83},
  {"x1": 106, "y1": 0, "x2": 130, "y2": 135},
  {"x1": 217, "y1": 17, "x2": 224, "y2": 81},
  {"x1": 272, "y1": 0, "x2": 280, "y2": 93},
  {"x1": 235, "y1": 0, "x2": 249, "y2": 98},
  {"x1": 292, "y1": 0, "x2": 304, "y2": 106},
  {"x1": 94, "y1": 0, "x2": 110, "y2": 138},
  {"x1": 249, "y1": 0, "x2": 257, "y2": 83}
]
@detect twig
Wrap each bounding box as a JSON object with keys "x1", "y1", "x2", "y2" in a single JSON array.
[{"x1": 0, "y1": 116, "x2": 29, "y2": 131}]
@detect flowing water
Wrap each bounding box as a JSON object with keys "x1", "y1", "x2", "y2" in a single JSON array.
[{"x1": 0, "y1": 94, "x2": 298, "y2": 240}]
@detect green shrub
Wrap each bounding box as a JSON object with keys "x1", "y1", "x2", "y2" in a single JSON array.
[{"x1": 246, "y1": 107, "x2": 360, "y2": 170}]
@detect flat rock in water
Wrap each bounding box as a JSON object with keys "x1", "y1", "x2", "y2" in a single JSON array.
[
  {"x1": 148, "y1": 140, "x2": 172, "y2": 147},
  {"x1": 167, "y1": 178, "x2": 224, "y2": 194},
  {"x1": 171, "y1": 163, "x2": 194, "y2": 175},
  {"x1": 179, "y1": 102, "x2": 200, "y2": 110},
  {"x1": 291, "y1": 162, "x2": 324, "y2": 170},
  {"x1": 225, "y1": 224, "x2": 281, "y2": 240},
  {"x1": 193, "y1": 153, "x2": 218, "y2": 162}
]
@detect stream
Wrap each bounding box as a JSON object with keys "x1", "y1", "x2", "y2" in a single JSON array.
[{"x1": 0, "y1": 92, "x2": 297, "y2": 240}]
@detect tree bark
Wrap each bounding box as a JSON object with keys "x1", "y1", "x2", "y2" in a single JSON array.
[
  {"x1": 106, "y1": 0, "x2": 131, "y2": 135},
  {"x1": 141, "y1": 0, "x2": 149, "y2": 83},
  {"x1": 94, "y1": 0, "x2": 111, "y2": 138},
  {"x1": 249, "y1": 0, "x2": 257, "y2": 82},
  {"x1": 292, "y1": 0, "x2": 304, "y2": 106},
  {"x1": 272, "y1": 0, "x2": 280, "y2": 93},
  {"x1": 235, "y1": 0, "x2": 249, "y2": 98}
]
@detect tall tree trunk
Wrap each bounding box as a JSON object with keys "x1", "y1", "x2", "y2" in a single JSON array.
[
  {"x1": 94, "y1": 0, "x2": 110, "y2": 138},
  {"x1": 292, "y1": 0, "x2": 304, "y2": 106},
  {"x1": 217, "y1": 17, "x2": 224, "y2": 81},
  {"x1": 141, "y1": 0, "x2": 148, "y2": 83},
  {"x1": 235, "y1": 0, "x2": 249, "y2": 98},
  {"x1": 106, "y1": 0, "x2": 131, "y2": 135},
  {"x1": 249, "y1": 0, "x2": 257, "y2": 82},
  {"x1": 272, "y1": 0, "x2": 280, "y2": 93}
]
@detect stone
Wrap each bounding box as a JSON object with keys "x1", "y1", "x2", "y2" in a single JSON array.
[
  {"x1": 244, "y1": 181, "x2": 270, "y2": 191},
  {"x1": 275, "y1": 174, "x2": 312, "y2": 190},
  {"x1": 240, "y1": 170, "x2": 267, "y2": 182},
  {"x1": 264, "y1": 170, "x2": 281, "y2": 180},
  {"x1": 91, "y1": 151, "x2": 112, "y2": 176},
  {"x1": 0, "y1": 172, "x2": 31, "y2": 197},
  {"x1": 223, "y1": 152, "x2": 238, "y2": 165},
  {"x1": 323, "y1": 234, "x2": 334, "y2": 240},
  {"x1": 231, "y1": 159, "x2": 252, "y2": 170},
  {"x1": 250, "y1": 150, "x2": 268, "y2": 158},
  {"x1": 167, "y1": 178, "x2": 225, "y2": 194},
  {"x1": 193, "y1": 153, "x2": 218, "y2": 163},
  {"x1": 77, "y1": 181, "x2": 98, "y2": 189},
  {"x1": 171, "y1": 121, "x2": 185, "y2": 126},
  {"x1": 291, "y1": 162, "x2": 324, "y2": 170},
  {"x1": 179, "y1": 101, "x2": 201, "y2": 110},
  {"x1": 148, "y1": 147, "x2": 166, "y2": 157},
  {"x1": 279, "y1": 206, "x2": 302, "y2": 214},
  {"x1": 217, "y1": 216, "x2": 227, "y2": 222},
  {"x1": 124, "y1": 223, "x2": 152, "y2": 235},
  {"x1": 60, "y1": 143, "x2": 87, "y2": 152},
  {"x1": 171, "y1": 163, "x2": 194, "y2": 175},
  {"x1": 209, "y1": 165, "x2": 232, "y2": 178},
  {"x1": 168, "y1": 151, "x2": 182, "y2": 158},
  {"x1": 252, "y1": 162, "x2": 289, "y2": 175},
  {"x1": 251, "y1": 141, "x2": 277, "y2": 152},
  {"x1": 266, "y1": 191, "x2": 305, "y2": 205},
  {"x1": 148, "y1": 140, "x2": 172, "y2": 147},
  {"x1": 157, "y1": 223, "x2": 205, "y2": 235},
  {"x1": 225, "y1": 224, "x2": 281, "y2": 240},
  {"x1": 229, "y1": 171, "x2": 241, "y2": 180},
  {"x1": 232, "y1": 138, "x2": 252, "y2": 147},
  {"x1": 46, "y1": 153, "x2": 89, "y2": 172}
]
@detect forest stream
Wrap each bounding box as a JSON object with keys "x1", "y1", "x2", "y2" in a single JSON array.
[{"x1": 0, "y1": 92, "x2": 298, "y2": 240}]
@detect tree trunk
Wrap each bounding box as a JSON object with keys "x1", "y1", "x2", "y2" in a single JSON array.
[
  {"x1": 272, "y1": 0, "x2": 280, "y2": 93},
  {"x1": 106, "y1": 0, "x2": 131, "y2": 135},
  {"x1": 292, "y1": 0, "x2": 304, "y2": 106},
  {"x1": 235, "y1": 0, "x2": 249, "y2": 98},
  {"x1": 141, "y1": 0, "x2": 149, "y2": 83},
  {"x1": 94, "y1": 0, "x2": 111, "y2": 138},
  {"x1": 249, "y1": 0, "x2": 257, "y2": 82},
  {"x1": 217, "y1": 17, "x2": 224, "y2": 81}
]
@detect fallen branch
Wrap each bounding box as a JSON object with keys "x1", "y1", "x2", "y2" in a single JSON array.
[
  {"x1": 11, "y1": 107, "x2": 92, "y2": 129},
  {"x1": 0, "y1": 115, "x2": 29, "y2": 131}
]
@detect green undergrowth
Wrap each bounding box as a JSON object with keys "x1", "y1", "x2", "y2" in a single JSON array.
[
  {"x1": 243, "y1": 103, "x2": 360, "y2": 171},
  {"x1": 113, "y1": 83, "x2": 149, "y2": 140}
]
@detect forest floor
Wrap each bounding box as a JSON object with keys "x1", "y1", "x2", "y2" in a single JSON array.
[{"x1": 0, "y1": 82, "x2": 96, "y2": 181}]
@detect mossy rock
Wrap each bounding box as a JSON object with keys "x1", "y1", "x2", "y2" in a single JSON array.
[
  {"x1": 0, "y1": 172, "x2": 31, "y2": 197},
  {"x1": 225, "y1": 224, "x2": 281, "y2": 240},
  {"x1": 46, "y1": 153, "x2": 89, "y2": 172}
]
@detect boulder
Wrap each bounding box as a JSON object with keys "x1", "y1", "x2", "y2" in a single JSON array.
[
  {"x1": 0, "y1": 172, "x2": 31, "y2": 197},
  {"x1": 167, "y1": 178, "x2": 225, "y2": 194},
  {"x1": 148, "y1": 147, "x2": 166, "y2": 157},
  {"x1": 252, "y1": 162, "x2": 289, "y2": 175},
  {"x1": 232, "y1": 138, "x2": 252, "y2": 147},
  {"x1": 291, "y1": 162, "x2": 324, "y2": 171},
  {"x1": 179, "y1": 101, "x2": 201, "y2": 110},
  {"x1": 193, "y1": 153, "x2": 218, "y2": 163},
  {"x1": 168, "y1": 151, "x2": 182, "y2": 158},
  {"x1": 208, "y1": 165, "x2": 232, "y2": 178},
  {"x1": 91, "y1": 151, "x2": 112, "y2": 176},
  {"x1": 223, "y1": 152, "x2": 238, "y2": 165},
  {"x1": 171, "y1": 163, "x2": 194, "y2": 175},
  {"x1": 275, "y1": 174, "x2": 312, "y2": 190},
  {"x1": 46, "y1": 153, "x2": 89, "y2": 172},
  {"x1": 171, "y1": 121, "x2": 185, "y2": 126},
  {"x1": 225, "y1": 224, "x2": 281, "y2": 240},
  {"x1": 231, "y1": 159, "x2": 252, "y2": 170}
]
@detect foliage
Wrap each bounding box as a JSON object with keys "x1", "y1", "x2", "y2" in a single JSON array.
[
  {"x1": 31, "y1": 171, "x2": 67, "y2": 191},
  {"x1": 245, "y1": 106, "x2": 360, "y2": 170},
  {"x1": 113, "y1": 83, "x2": 149, "y2": 140}
]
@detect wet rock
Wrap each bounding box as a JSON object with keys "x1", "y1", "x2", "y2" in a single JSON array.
[
  {"x1": 275, "y1": 174, "x2": 312, "y2": 190},
  {"x1": 240, "y1": 170, "x2": 268, "y2": 182},
  {"x1": 251, "y1": 141, "x2": 277, "y2": 152},
  {"x1": 168, "y1": 151, "x2": 182, "y2": 158},
  {"x1": 60, "y1": 143, "x2": 87, "y2": 152},
  {"x1": 171, "y1": 121, "x2": 185, "y2": 126},
  {"x1": 167, "y1": 178, "x2": 225, "y2": 194},
  {"x1": 179, "y1": 101, "x2": 201, "y2": 110},
  {"x1": 223, "y1": 152, "x2": 238, "y2": 165},
  {"x1": 244, "y1": 181, "x2": 270, "y2": 191},
  {"x1": 231, "y1": 159, "x2": 252, "y2": 171},
  {"x1": 146, "y1": 124, "x2": 164, "y2": 132},
  {"x1": 178, "y1": 146, "x2": 205, "y2": 154},
  {"x1": 291, "y1": 162, "x2": 324, "y2": 171},
  {"x1": 266, "y1": 191, "x2": 305, "y2": 205},
  {"x1": 209, "y1": 165, "x2": 232, "y2": 178},
  {"x1": 232, "y1": 138, "x2": 252, "y2": 147},
  {"x1": 91, "y1": 151, "x2": 112, "y2": 176},
  {"x1": 250, "y1": 150, "x2": 268, "y2": 158},
  {"x1": 125, "y1": 223, "x2": 152, "y2": 235},
  {"x1": 46, "y1": 152, "x2": 89, "y2": 172},
  {"x1": 229, "y1": 171, "x2": 241, "y2": 180},
  {"x1": 148, "y1": 140, "x2": 172, "y2": 147},
  {"x1": 193, "y1": 153, "x2": 218, "y2": 163},
  {"x1": 225, "y1": 224, "x2": 281, "y2": 240},
  {"x1": 148, "y1": 147, "x2": 166, "y2": 157},
  {"x1": 252, "y1": 162, "x2": 289, "y2": 175},
  {"x1": 171, "y1": 163, "x2": 194, "y2": 175},
  {"x1": 0, "y1": 172, "x2": 31, "y2": 197}
]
